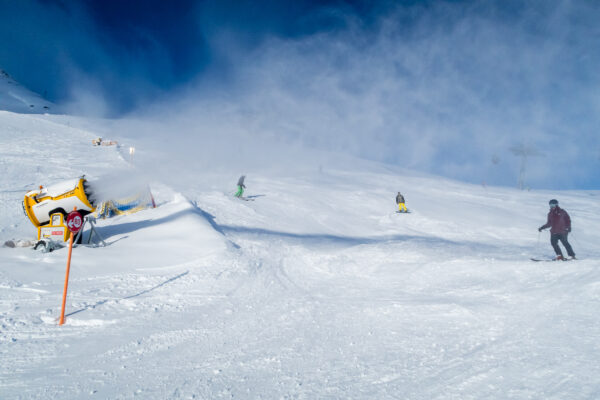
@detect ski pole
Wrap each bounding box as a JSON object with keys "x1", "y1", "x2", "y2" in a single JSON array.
[{"x1": 535, "y1": 231, "x2": 541, "y2": 253}]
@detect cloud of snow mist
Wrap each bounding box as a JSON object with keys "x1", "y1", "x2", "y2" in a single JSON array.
[
  {"x1": 30, "y1": 1, "x2": 590, "y2": 191},
  {"x1": 0, "y1": 2, "x2": 104, "y2": 115},
  {"x1": 110, "y1": 0, "x2": 600, "y2": 190},
  {"x1": 85, "y1": 169, "x2": 153, "y2": 207},
  {"x1": 0, "y1": 0, "x2": 173, "y2": 118}
]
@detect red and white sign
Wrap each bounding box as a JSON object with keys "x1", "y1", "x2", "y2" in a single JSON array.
[
  {"x1": 40, "y1": 227, "x2": 66, "y2": 240},
  {"x1": 66, "y1": 210, "x2": 83, "y2": 233}
]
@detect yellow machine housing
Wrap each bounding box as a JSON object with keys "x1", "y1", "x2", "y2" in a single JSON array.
[
  {"x1": 23, "y1": 177, "x2": 96, "y2": 229},
  {"x1": 38, "y1": 213, "x2": 71, "y2": 241}
]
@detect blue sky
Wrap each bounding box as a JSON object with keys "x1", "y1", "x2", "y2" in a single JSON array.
[
  {"x1": 1, "y1": 0, "x2": 379, "y2": 111},
  {"x1": 1, "y1": 0, "x2": 599, "y2": 189}
]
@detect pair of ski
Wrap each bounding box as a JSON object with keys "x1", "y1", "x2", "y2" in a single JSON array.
[{"x1": 530, "y1": 257, "x2": 576, "y2": 262}]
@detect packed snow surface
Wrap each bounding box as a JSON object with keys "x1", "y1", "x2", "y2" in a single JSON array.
[{"x1": 1, "y1": 109, "x2": 599, "y2": 399}]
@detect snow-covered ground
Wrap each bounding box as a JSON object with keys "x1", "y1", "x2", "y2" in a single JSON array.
[{"x1": 1, "y1": 108, "x2": 600, "y2": 399}]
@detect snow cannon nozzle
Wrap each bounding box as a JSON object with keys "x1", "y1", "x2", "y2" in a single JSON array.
[{"x1": 82, "y1": 179, "x2": 96, "y2": 207}]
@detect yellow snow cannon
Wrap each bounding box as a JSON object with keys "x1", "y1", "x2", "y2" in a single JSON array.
[{"x1": 22, "y1": 177, "x2": 96, "y2": 229}]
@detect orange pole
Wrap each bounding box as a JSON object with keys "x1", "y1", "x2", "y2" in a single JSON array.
[{"x1": 59, "y1": 231, "x2": 74, "y2": 325}]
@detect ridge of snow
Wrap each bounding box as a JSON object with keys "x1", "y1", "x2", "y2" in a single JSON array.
[{"x1": 0, "y1": 69, "x2": 56, "y2": 114}]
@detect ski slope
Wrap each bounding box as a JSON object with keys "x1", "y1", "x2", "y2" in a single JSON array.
[
  {"x1": 0, "y1": 70, "x2": 56, "y2": 115},
  {"x1": 1, "y1": 109, "x2": 600, "y2": 399}
]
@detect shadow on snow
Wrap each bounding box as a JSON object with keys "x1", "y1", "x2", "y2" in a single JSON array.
[
  {"x1": 90, "y1": 200, "x2": 507, "y2": 256},
  {"x1": 66, "y1": 271, "x2": 189, "y2": 318}
]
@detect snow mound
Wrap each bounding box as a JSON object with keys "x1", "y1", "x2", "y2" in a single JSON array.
[{"x1": 79, "y1": 191, "x2": 232, "y2": 273}]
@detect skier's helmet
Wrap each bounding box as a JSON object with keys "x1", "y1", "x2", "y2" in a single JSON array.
[{"x1": 549, "y1": 199, "x2": 559, "y2": 208}]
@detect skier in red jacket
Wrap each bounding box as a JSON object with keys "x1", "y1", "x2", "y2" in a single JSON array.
[{"x1": 538, "y1": 199, "x2": 576, "y2": 260}]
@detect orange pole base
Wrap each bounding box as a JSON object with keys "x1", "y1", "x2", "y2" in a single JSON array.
[{"x1": 59, "y1": 232, "x2": 74, "y2": 325}]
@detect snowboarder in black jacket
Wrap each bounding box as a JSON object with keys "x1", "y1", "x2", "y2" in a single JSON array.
[{"x1": 396, "y1": 192, "x2": 407, "y2": 213}]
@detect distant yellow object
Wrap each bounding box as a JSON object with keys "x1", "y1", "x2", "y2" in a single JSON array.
[
  {"x1": 22, "y1": 177, "x2": 96, "y2": 228},
  {"x1": 92, "y1": 137, "x2": 118, "y2": 146}
]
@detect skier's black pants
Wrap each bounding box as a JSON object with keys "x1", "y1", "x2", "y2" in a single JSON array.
[{"x1": 550, "y1": 233, "x2": 575, "y2": 257}]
